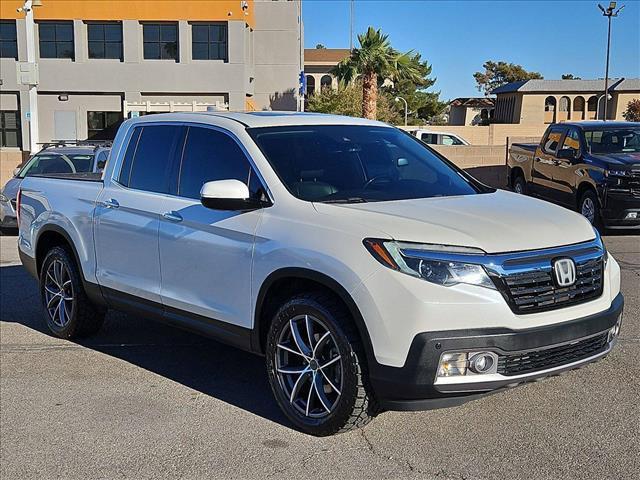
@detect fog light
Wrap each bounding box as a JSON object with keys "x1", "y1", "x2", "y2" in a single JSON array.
[
  {"x1": 625, "y1": 212, "x2": 638, "y2": 219},
  {"x1": 437, "y1": 352, "x2": 467, "y2": 377},
  {"x1": 609, "y1": 314, "x2": 623, "y2": 341},
  {"x1": 469, "y1": 352, "x2": 496, "y2": 374}
]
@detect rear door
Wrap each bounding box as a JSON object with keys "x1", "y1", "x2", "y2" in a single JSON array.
[
  {"x1": 94, "y1": 124, "x2": 185, "y2": 304},
  {"x1": 158, "y1": 125, "x2": 265, "y2": 329},
  {"x1": 531, "y1": 126, "x2": 564, "y2": 198}
]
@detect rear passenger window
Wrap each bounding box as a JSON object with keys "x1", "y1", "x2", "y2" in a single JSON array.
[
  {"x1": 119, "y1": 125, "x2": 184, "y2": 193},
  {"x1": 178, "y1": 127, "x2": 259, "y2": 200},
  {"x1": 420, "y1": 133, "x2": 437, "y2": 144}
]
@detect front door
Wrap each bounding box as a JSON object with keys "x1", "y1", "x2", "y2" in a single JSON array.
[
  {"x1": 531, "y1": 126, "x2": 564, "y2": 199},
  {"x1": 159, "y1": 125, "x2": 266, "y2": 329},
  {"x1": 94, "y1": 124, "x2": 185, "y2": 304},
  {"x1": 551, "y1": 127, "x2": 582, "y2": 207}
]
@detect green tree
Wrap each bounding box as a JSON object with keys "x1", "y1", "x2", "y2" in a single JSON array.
[
  {"x1": 623, "y1": 99, "x2": 640, "y2": 122},
  {"x1": 306, "y1": 81, "x2": 401, "y2": 124},
  {"x1": 332, "y1": 27, "x2": 422, "y2": 120},
  {"x1": 473, "y1": 61, "x2": 543, "y2": 96},
  {"x1": 315, "y1": 44, "x2": 326, "y2": 49},
  {"x1": 386, "y1": 52, "x2": 446, "y2": 123},
  {"x1": 562, "y1": 73, "x2": 581, "y2": 80}
]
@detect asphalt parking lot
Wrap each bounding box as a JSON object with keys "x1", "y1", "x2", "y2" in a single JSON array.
[{"x1": 1, "y1": 230, "x2": 638, "y2": 480}]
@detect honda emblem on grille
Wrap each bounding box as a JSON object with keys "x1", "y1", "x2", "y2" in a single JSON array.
[{"x1": 553, "y1": 258, "x2": 576, "y2": 287}]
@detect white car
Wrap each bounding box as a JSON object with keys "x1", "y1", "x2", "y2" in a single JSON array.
[
  {"x1": 413, "y1": 129, "x2": 470, "y2": 145},
  {"x1": 17, "y1": 112, "x2": 623, "y2": 436}
]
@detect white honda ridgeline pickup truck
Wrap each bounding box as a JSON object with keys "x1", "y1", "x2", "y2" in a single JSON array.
[{"x1": 18, "y1": 112, "x2": 623, "y2": 436}]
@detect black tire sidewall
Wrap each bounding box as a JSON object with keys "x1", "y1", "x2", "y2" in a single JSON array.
[
  {"x1": 579, "y1": 190, "x2": 600, "y2": 226},
  {"x1": 513, "y1": 175, "x2": 526, "y2": 194},
  {"x1": 265, "y1": 297, "x2": 360, "y2": 436},
  {"x1": 40, "y1": 247, "x2": 82, "y2": 339}
]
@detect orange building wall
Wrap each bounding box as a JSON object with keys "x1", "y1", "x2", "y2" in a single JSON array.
[{"x1": 0, "y1": 0, "x2": 254, "y2": 26}]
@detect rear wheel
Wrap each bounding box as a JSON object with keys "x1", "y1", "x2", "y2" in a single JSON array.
[
  {"x1": 265, "y1": 292, "x2": 377, "y2": 436},
  {"x1": 40, "y1": 246, "x2": 105, "y2": 339},
  {"x1": 512, "y1": 174, "x2": 527, "y2": 195}
]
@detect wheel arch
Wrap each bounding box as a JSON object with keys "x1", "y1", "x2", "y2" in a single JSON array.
[
  {"x1": 576, "y1": 181, "x2": 599, "y2": 209},
  {"x1": 252, "y1": 268, "x2": 376, "y2": 365}
]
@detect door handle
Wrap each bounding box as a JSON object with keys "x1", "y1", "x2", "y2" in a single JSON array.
[
  {"x1": 101, "y1": 198, "x2": 119, "y2": 209},
  {"x1": 162, "y1": 211, "x2": 183, "y2": 222}
]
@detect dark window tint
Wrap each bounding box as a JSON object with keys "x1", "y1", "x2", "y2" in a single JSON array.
[
  {"x1": 118, "y1": 127, "x2": 142, "y2": 186},
  {"x1": 18, "y1": 153, "x2": 94, "y2": 177},
  {"x1": 38, "y1": 21, "x2": 74, "y2": 59},
  {"x1": 0, "y1": 20, "x2": 18, "y2": 59},
  {"x1": 178, "y1": 127, "x2": 255, "y2": 199},
  {"x1": 143, "y1": 23, "x2": 178, "y2": 61},
  {"x1": 87, "y1": 111, "x2": 123, "y2": 139},
  {"x1": 191, "y1": 23, "x2": 227, "y2": 61},
  {"x1": 125, "y1": 125, "x2": 185, "y2": 193},
  {"x1": 561, "y1": 128, "x2": 581, "y2": 152},
  {"x1": 0, "y1": 111, "x2": 21, "y2": 148},
  {"x1": 87, "y1": 22, "x2": 122, "y2": 60},
  {"x1": 420, "y1": 133, "x2": 438, "y2": 144},
  {"x1": 249, "y1": 126, "x2": 482, "y2": 203},
  {"x1": 542, "y1": 128, "x2": 563, "y2": 154}
]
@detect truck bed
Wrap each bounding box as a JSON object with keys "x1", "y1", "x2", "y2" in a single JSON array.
[{"x1": 510, "y1": 143, "x2": 537, "y2": 152}]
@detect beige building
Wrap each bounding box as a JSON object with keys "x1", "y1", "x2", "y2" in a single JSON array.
[
  {"x1": 491, "y1": 78, "x2": 640, "y2": 124},
  {"x1": 303, "y1": 48, "x2": 350, "y2": 95},
  {"x1": 448, "y1": 97, "x2": 495, "y2": 126}
]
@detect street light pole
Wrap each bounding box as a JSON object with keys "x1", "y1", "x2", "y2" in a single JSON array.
[
  {"x1": 395, "y1": 96, "x2": 408, "y2": 126},
  {"x1": 598, "y1": 2, "x2": 624, "y2": 121}
]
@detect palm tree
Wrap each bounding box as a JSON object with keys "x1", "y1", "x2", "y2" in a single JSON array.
[{"x1": 332, "y1": 27, "x2": 422, "y2": 120}]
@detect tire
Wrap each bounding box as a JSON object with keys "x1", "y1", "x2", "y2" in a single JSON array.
[
  {"x1": 512, "y1": 174, "x2": 527, "y2": 195},
  {"x1": 578, "y1": 189, "x2": 601, "y2": 228},
  {"x1": 265, "y1": 292, "x2": 378, "y2": 436},
  {"x1": 40, "y1": 246, "x2": 105, "y2": 339}
]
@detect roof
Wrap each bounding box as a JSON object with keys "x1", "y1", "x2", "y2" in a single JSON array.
[
  {"x1": 561, "y1": 121, "x2": 640, "y2": 129},
  {"x1": 127, "y1": 111, "x2": 390, "y2": 129},
  {"x1": 449, "y1": 97, "x2": 495, "y2": 108},
  {"x1": 304, "y1": 48, "x2": 351, "y2": 64},
  {"x1": 491, "y1": 78, "x2": 640, "y2": 95}
]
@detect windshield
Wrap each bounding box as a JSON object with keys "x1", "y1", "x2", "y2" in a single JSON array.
[
  {"x1": 18, "y1": 152, "x2": 95, "y2": 178},
  {"x1": 248, "y1": 125, "x2": 485, "y2": 203},
  {"x1": 584, "y1": 128, "x2": 640, "y2": 154}
]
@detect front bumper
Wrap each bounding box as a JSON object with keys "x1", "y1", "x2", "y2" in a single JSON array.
[
  {"x1": 602, "y1": 191, "x2": 640, "y2": 228},
  {"x1": 369, "y1": 293, "x2": 624, "y2": 411}
]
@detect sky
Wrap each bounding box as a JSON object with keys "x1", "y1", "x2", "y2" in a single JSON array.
[{"x1": 302, "y1": 0, "x2": 640, "y2": 100}]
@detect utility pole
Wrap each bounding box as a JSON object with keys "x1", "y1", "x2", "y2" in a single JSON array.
[
  {"x1": 17, "y1": 0, "x2": 42, "y2": 152},
  {"x1": 597, "y1": 2, "x2": 624, "y2": 121}
]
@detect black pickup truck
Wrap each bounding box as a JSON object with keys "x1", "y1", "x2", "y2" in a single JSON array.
[{"x1": 508, "y1": 121, "x2": 640, "y2": 229}]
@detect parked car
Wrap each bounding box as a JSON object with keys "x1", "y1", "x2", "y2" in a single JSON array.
[
  {"x1": 413, "y1": 129, "x2": 470, "y2": 145},
  {"x1": 0, "y1": 141, "x2": 110, "y2": 229},
  {"x1": 17, "y1": 113, "x2": 623, "y2": 436},
  {"x1": 508, "y1": 121, "x2": 640, "y2": 229}
]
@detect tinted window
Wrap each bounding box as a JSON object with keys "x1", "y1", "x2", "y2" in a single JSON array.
[
  {"x1": 0, "y1": 110, "x2": 21, "y2": 148},
  {"x1": 561, "y1": 129, "x2": 581, "y2": 152},
  {"x1": 121, "y1": 125, "x2": 185, "y2": 193},
  {"x1": 18, "y1": 153, "x2": 94, "y2": 177},
  {"x1": 420, "y1": 133, "x2": 438, "y2": 144},
  {"x1": 249, "y1": 126, "x2": 483, "y2": 203},
  {"x1": 118, "y1": 127, "x2": 142, "y2": 186},
  {"x1": 0, "y1": 20, "x2": 17, "y2": 59},
  {"x1": 87, "y1": 22, "x2": 123, "y2": 60},
  {"x1": 143, "y1": 23, "x2": 178, "y2": 61},
  {"x1": 178, "y1": 127, "x2": 256, "y2": 199},
  {"x1": 584, "y1": 128, "x2": 640, "y2": 154},
  {"x1": 38, "y1": 21, "x2": 74, "y2": 59},
  {"x1": 441, "y1": 134, "x2": 464, "y2": 146},
  {"x1": 542, "y1": 128, "x2": 563, "y2": 154},
  {"x1": 191, "y1": 23, "x2": 228, "y2": 61}
]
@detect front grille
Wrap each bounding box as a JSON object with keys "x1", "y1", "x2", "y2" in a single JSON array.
[
  {"x1": 497, "y1": 332, "x2": 609, "y2": 376},
  {"x1": 498, "y1": 257, "x2": 604, "y2": 314}
]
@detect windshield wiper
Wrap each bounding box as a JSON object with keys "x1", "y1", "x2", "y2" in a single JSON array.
[{"x1": 322, "y1": 197, "x2": 368, "y2": 204}]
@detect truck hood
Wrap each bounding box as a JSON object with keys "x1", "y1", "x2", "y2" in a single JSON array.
[
  {"x1": 593, "y1": 151, "x2": 640, "y2": 166},
  {"x1": 314, "y1": 190, "x2": 596, "y2": 254}
]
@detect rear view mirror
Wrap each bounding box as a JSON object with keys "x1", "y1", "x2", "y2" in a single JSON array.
[{"x1": 200, "y1": 179, "x2": 269, "y2": 211}]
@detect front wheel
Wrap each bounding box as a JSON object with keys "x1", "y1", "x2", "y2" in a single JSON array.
[
  {"x1": 578, "y1": 189, "x2": 600, "y2": 227},
  {"x1": 265, "y1": 292, "x2": 377, "y2": 436}
]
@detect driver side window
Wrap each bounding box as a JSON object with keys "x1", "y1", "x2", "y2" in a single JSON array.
[{"x1": 560, "y1": 128, "x2": 581, "y2": 155}]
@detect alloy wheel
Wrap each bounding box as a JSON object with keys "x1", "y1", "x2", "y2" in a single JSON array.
[
  {"x1": 581, "y1": 197, "x2": 596, "y2": 223},
  {"x1": 44, "y1": 259, "x2": 74, "y2": 328},
  {"x1": 274, "y1": 314, "x2": 343, "y2": 418}
]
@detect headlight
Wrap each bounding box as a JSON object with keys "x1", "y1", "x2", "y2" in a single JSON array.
[
  {"x1": 605, "y1": 169, "x2": 631, "y2": 177},
  {"x1": 363, "y1": 238, "x2": 496, "y2": 290}
]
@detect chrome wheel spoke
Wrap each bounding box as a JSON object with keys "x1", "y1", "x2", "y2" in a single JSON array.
[
  {"x1": 289, "y1": 368, "x2": 311, "y2": 404},
  {"x1": 277, "y1": 366, "x2": 308, "y2": 375},
  {"x1": 312, "y1": 331, "x2": 330, "y2": 357},
  {"x1": 290, "y1": 319, "x2": 312, "y2": 359},
  {"x1": 320, "y1": 369, "x2": 341, "y2": 395},
  {"x1": 45, "y1": 260, "x2": 74, "y2": 328},
  {"x1": 305, "y1": 374, "x2": 315, "y2": 416},
  {"x1": 319, "y1": 355, "x2": 341, "y2": 370},
  {"x1": 277, "y1": 343, "x2": 307, "y2": 358},
  {"x1": 305, "y1": 315, "x2": 315, "y2": 352}
]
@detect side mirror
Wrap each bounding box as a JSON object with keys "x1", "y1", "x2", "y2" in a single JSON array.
[
  {"x1": 557, "y1": 148, "x2": 578, "y2": 160},
  {"x1": 200, "y1": 179, "x2": 268, "y2": 211},
  {"x1": 13, "y1": 167, "x2": 21, "y2": 177}
]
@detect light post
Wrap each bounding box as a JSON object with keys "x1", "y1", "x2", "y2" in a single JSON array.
[
  {"x1": 395, "y1": 96, "x2": 408, "y2": 126},
  {"x1": 17, "y1": 0, "x2": 42, "y2": 152},
  {"x1": 595, "y1": 93, "x2": 612, "y2": 121},
  {"x1": 597, "y1": 2, "x2": 625, "y2": 121}
]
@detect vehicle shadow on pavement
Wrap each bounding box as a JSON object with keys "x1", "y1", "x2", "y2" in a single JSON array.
[{"x1": 0, "y1": 264, "x2": 290, "y2": 429}]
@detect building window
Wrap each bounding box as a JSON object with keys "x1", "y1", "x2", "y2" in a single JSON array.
[
  {"x1": 87, "y1": 111, "x2": 123, "y2": 139},
  {"x1": 0, "y1": 20, "x2": 18, "y2": 59},
  {"x1": 559, "y1": 96, "x2": 570, "y2": 112},
  {"x1": 320, "y1": 75, "x2": 332, "y2": 91},
  {"x1": 87, "y1": 22, "x2": 123, "y2": 60},
  {"x1": 0, "y1": 111, "x2": 21, "y2": 148},
  {"x1": 306, "y1": 75, "x2": 315, "y2": 95},
  {"x1": 192, "y1": 23, "x2": 227, "y2": 61},
  {"x1": 38, "y1": 21, "x2": 74, "y2": 59},
  {"x1": 143, "y1": 23, "x2": 178, "y2": 61}
]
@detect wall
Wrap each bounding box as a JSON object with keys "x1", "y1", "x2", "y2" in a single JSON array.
[
  {"x1": 430, "y1": 144, "x2": 507, "y2": 187},
  {"x1": 0, "y1": 150, "x2": 26, "y2": 187},
  {"x1": 401, "y1": 124, "x2": 548, "y2": 145},
  {"x1": 613, "y1": 93, "x2": 639, "y2": 120}
]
